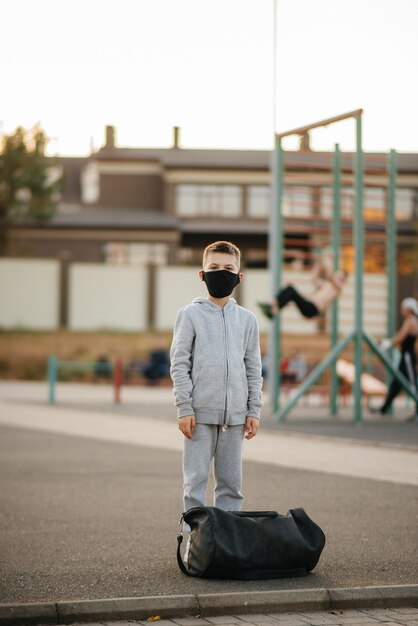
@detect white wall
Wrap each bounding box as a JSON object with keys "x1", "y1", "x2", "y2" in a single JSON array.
[
  {"x1": 0, "y1": 258, "x2": 59, "y2": 329},
  {"x1": 155, "y1": 266, "x2": 207, "y2": 330},
  {"x1": 0, "y1": 258, "x2": 389, "y2": 336},
  {"x1": 69, "y1": 264, "x2": 148, "y2": 331},
  {"x1": 330, "y1": 273, "x2": 387, "y2": 336}
]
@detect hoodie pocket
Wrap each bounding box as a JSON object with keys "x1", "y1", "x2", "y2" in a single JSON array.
[
  {"x1": 192, "y1": 366, "x2": 225, "y2": 409},
  {"x1": 227, "y1": 363, "x2": 249, "y2": 412}
]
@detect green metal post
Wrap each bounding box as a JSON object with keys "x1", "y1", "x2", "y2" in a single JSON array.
[
  {"x1": 364, "y1": 331, "x2": 418, "y2": 403},
  {"x1": 330, "y1": 144, "x2": 341, "y2": 415},
  {"x1": 387, "y1": 150, "x2": 397, "y2": 338},
  {"x1": 353, "y1": 114, "x2": 364, "y2": 421},
  {"x1": 274, "y1": 331, "x2": 355, "y2": 422},
  {"x1": 47, "y1": 355, "x2": 58, "y2": 405},
  {"x1": 384, "y1": 149, "x2": 397, "y2": 413},
  {"x1": 387, "y1": 149, "x2": 398, "y2": 398},
  {"x1": 269, "y1": 136, "x2": 284, "y2": 415}
]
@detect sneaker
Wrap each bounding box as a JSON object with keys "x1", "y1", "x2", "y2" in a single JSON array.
[
  {"x1": 369, "y1": 406, "x2": 385, "y2": 416},
  {"x1": 406, "y1": 414, "x2": 418, "y2": 423},
  {"x1": 257, "y1": 302, "x2": 273, "y2": 319}
]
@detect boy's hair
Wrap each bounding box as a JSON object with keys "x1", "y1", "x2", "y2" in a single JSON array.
[{"x1": 203, "y1": 241, "x2": 241, "y2": 268}]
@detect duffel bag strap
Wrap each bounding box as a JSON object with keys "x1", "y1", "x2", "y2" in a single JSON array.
[
  {"x1": 232, "y1": 511, "x2": 278, "y2": 518},
  {"x1": 177, "y1": 514, "x2": 193, "y2": 577},
  {"x1": 176, "y1": 531, "x2": 192, "y2": 576}
]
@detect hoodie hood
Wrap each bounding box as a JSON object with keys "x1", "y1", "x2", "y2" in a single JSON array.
[{"x1": 192, "y1": 297, "x2": 237, "y2": 310}]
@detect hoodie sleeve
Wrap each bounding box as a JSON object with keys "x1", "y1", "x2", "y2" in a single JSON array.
[
  {"x1": 170, "y1": 308, "x2": 195, "y2": 418},
  {"x1": 244, "y1": 316, "x2": 263, "y2": 419}
]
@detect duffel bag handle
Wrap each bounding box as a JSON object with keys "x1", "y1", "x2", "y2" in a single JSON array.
[
  {"x1": 232, "y1": 511, "x2": 278, "y2": 518},
  {"x1": 177, "y1": 532, "x2": 192, "y2": 577}
]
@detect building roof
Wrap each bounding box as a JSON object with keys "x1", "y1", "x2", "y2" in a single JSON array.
[
  {"x1": 95, "y1": 146, "x2": 272, "y2": 170},
  {"x1": 93, "y1": 146, "x2": 418, "y2": 173},
  {"x1": 22, "y1": 206, "x2": 178, "y2": 230}
]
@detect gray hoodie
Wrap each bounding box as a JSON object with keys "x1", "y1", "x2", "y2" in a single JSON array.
[{"x1": 170, "y1": 297, "x2": 263, "y2": 426}]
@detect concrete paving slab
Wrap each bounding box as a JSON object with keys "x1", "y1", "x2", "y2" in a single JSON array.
[
  {"x1": 0, "y1": 602, "x2": 57, "y2": 625},
  {"x1": 57, "y1": 595, "x2": 198, "y2": 623},
  {"x1": 2, "y1": 592, "x2": 418, "y2": 625},
  {"x1": 0, "y1": 397, "x2": 417, "y2": 486},
  {"x1": 1, "y1": 424, "x2": 417, "y2": 605},
  {"x1": 0, "y1": 383, "x2": 417, "y2": 626},
  {"x1": 1, "y1": 381, "x2": 417, "y2": 449}
]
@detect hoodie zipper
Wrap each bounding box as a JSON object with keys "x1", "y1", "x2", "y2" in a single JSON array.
[{"x1": 221, "y1": 307, "x2": 228, "y2": 431}]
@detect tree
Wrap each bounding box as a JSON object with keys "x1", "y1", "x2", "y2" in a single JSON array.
[{"x1": 0, "y1": 125, "x2": 64, "y2": 254}]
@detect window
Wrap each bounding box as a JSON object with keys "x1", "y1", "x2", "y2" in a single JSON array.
[
  {"x1": 320, "y1": 186, "x2": 387, "y2": 221},
  {"x1": 176, "y1": 185, "x2": 242, "y2": 217},
  {"x1": 103, "y1": 243, "x2": 168, "y2": 266},
  {"x1": 249, "y1": 185, "x2": 315, "y2": 218},
  {"x1": 283, "y1": 186, "x2": 311, "y2": 217},
  {"x1": 247, "y1": 186, "x2": 270, "y2": 218},
  {"x1": 81, "y1": 162, "x2": 99, "y2": 204},
  {"x1": 396, "y1": 189, "x2": 415, "y2": 221},
  {"x1": 364, "y1": 188, "x2": 385, "y2": 221},
  {"x1": 343, "y1": 244, "x2": 385, "y2": 273}
]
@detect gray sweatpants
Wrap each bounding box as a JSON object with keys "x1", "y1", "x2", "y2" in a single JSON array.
[{"x1": 183, "y1": 423, "x2": 245, "y2": 513}]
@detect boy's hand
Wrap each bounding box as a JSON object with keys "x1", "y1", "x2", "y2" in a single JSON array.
[
  {"x1": 178, "y1": 415, "x2": 196, "y2": 439},
  {"x1": 245, "y1": 417, "x2": 259, "y2": 440}
]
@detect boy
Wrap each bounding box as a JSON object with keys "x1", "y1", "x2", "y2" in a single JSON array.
[
  {"x1": 258, "y1": 257, "x2": 348, "y2": 320},
  {"x1": 170, "y1": 240, "x2": 263, "y2": 518}
]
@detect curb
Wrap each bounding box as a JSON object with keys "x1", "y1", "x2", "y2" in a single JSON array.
[{"x1": 0, "y1": 584, "x2": 417, "y2": 625}]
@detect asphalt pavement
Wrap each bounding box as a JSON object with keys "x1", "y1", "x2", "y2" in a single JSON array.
[{"x1": 0, "y1": 382, "x2": 417, "y2": 624}]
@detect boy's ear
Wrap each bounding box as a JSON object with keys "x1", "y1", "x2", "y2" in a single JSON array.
[
  {"x1": 198, "y1": 270, "x2": 204, "y2": 281},
  {"x1": 239, "y1": 272, "x2": 244, "y2": 281}
]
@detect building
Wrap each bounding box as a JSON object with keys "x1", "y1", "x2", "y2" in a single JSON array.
[{"x1": 6, "y1": 126, "x2": 418, "y2": 330}]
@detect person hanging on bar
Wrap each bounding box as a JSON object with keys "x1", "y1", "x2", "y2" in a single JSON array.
[{"x1": 258, "y1": 255, "x2": 348, "y2": 320}]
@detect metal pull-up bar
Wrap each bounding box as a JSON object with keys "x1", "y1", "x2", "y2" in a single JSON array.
[
  {"x1": 276, "y1": 109, "x2": 363, "y2": 139},
  {"x1": 269, "y1": 110, "x2": 410, "y2": 422}
]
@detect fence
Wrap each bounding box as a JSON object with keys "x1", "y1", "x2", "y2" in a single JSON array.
[
  {"x1": 47, "y1": 355, "x2": 124, "y2": 404},
  {"x1": 1, "y1": 258, "x2": 387, "y2": 336}
]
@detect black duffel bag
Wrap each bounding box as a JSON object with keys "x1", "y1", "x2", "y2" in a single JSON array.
[{"x1": 177, "y1": 506, "x2": 325, "y2": 580}]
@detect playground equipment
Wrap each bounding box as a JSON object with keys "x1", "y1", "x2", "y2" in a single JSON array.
[
  {"x1": 269, "y1": 109, "x2": 418, "y2": 421},
  {"x1": 47, "y1": 355, "x2": 123, "y2": 405},
  {"x1": 336, "y1": 359, "x2": 387, "y2": 400}
]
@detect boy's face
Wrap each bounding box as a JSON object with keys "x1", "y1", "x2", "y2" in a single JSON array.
[{"x1": 199, "y1": 251, "x2": 242, "y2": 280}]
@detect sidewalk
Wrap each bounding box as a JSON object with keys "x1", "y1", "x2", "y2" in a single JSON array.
[
  {"x1": 0, "y1": 382, "x2": 417, "y2": 625},
  {"x1": 2, "y1": 380, "x2": 418, "y2": 449},
  {"x1": 2, "y1": 594, "x2": 418, "y2": 625}
]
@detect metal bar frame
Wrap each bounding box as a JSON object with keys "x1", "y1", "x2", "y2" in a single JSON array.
[
  {"x1": 268, "y1": 136, "x2": 284, "y2": 412},
  {"x1": 387, "y1": 150, "x2": 397, "y2": 337},
  {"x1": 330, "y1": 144, "x2": 341, "y2": 415},
  {"x1": 47, "y1": 355, "x2": 58, "y2": 405},
  {"x1": 273, "y1": 331, "x2": 355, "y2": 421},
  {"x1": 277, "y1": 109, "x2": 363, "y2": 139},
  {"x1": 363, "y1": 332, "x2": 418, "y2": 403},
  {"x1": 353, "y1": 114, "x2": 364, "y2": 421},
  {"x1": 270, "y1": 111, "x2": 400, "y2": 423}
]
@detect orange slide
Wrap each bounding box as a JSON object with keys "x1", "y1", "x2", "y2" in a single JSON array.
[{"x1": 336, "y1": 359, "x2": 387, "y2": 397}]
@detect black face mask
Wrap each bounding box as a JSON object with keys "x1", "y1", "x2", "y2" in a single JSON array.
[{"x1": 202, "y1": 270, "x2": 240, "y2": 298}]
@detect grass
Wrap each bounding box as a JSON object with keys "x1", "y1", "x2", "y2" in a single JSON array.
[
  {"x1": 0, "y1": 330, "x2": 173, "y2": 380},
  {"x1": 0, "y1": 329, "x2": 349, "y2": 381}
]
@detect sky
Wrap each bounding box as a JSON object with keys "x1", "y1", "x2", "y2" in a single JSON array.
[{"x1": 1, "y1": 0, "x2": 417, "y2": 156}]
